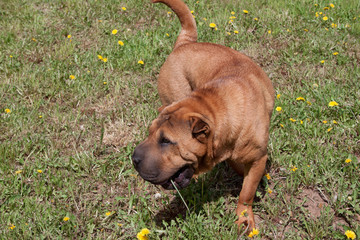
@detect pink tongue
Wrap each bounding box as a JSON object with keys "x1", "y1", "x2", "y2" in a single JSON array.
[{"x1": 175, "y1": 174, "x2": 185, "y2": 183}]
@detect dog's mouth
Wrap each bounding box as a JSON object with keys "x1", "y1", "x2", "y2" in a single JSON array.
[{"x1": 159, "y1": 165, "x2": 194, "y2": 190}]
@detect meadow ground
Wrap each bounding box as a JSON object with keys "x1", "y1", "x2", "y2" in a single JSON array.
[{"x1": 0, "y1": 0, "x2": 359, "y2": 239}]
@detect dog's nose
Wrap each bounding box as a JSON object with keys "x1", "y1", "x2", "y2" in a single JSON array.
[{"x1": 132, "y1": 153, "x2": 142, "y2": 168}]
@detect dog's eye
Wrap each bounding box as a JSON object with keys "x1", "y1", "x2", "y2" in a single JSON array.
[{"x1": 159, "y1": 136, "x2": 172, "y2": 146}]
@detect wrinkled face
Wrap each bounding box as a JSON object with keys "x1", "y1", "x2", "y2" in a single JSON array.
[{"x1": 132, "y1": 109, "x2": 210, "y2": 190}]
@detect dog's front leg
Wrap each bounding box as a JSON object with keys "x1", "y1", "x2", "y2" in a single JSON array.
[{"x1": 233, "y1": 155, "x2": 267, "y2": 232}]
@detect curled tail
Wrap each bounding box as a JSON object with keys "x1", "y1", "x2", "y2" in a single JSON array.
[{"x1": 152, "y1": 0, "x2": 197, "y2": 50}]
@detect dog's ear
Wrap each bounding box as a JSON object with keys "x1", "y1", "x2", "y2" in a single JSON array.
[
  {"x1": 190, "y1": 116, "x2": 210, "y2": 143},
  {"x1": 158, "y1": 105, "x2": 166, "y2": 113}
]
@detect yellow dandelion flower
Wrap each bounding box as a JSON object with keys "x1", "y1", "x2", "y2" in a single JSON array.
[
  {"x1": 9, "y1": 224, "x2": 15, "y2": 230},
  {"x1": 300, "y1": 120, "x2": 303, "y2": 124},
  {"x1": 333, "y1": 52, "x2": 339, "y2": 56},
  {"x1": 327, "y1": 127, "x2": 333, "y2": 132},
  {"x1": 103, "y1": 81, "x2": 107, "y2": 85},
  {"x1": 254, "y1": 17, "x2": 258, "y2": 21},
  {"x1": 63, "y1": 217, "x2": 70, "y2": 221},
  {"x1": 103, "y1": 58, "x2": 108, "y2": 62},
  {"x1": 167, "y1": 11, "x2": 172, "y2": 15},
  {"x1": 190, "y1": 10, "x2": 194, "y2": 14},
  {"x1": 67, "y1": 35, "x2": 71, "y2": 39},
  {"x1": 324, "y1": 7, "x2": 330, "y2": 10},
  {"x1": 320, "y1": 60, "x2": 325, "y2": 63},
  {"x1": 138, "y1": 60, "x2": 144, "y2": 65},
  {"x1": 291, "y1": 166, "x2": 298, "y2": 172},
  {"x1": 240, "y1": 209, "x2": 247, "y2": 217},
  {"x1": 209, "y1": 23, "x2": 216, "y2": 28},
  {"x1": 276, "y1": 106, "x2": 282, "y2": 112},
  {"x1": 323, "y1": 120, "x2": 328, "y2": 124},
  {"x1": 333, "y1": 120, "x2": 338, "y2": 124},
  {"x1": 97, "y1": 55, "x2": 103, "y2": 60},
  {"x1": 5, "y1": 108, "x2": 11, "y2": 114},
  {"x1": 325, "y1": 27, "x2": 329, "y2": 31},
  {"x1": 268, "y1": 188, "x2": 273, "y2": 194},
  {"x1": 315, "y1": 12, "x2": 319, "y2": 17},
  {"x1": 32, "y1": 38, "x2": 37, "y2": 42},
  {"x1": 304, "y1": 29, "x2": 308, "y2": 32},
  {"x1": 268, "y1": 30, "x2": 271, "y2": 34},
  {"x1": 229, "y1": 16, "x2": 236, "y2": 20},
  {"x1": 243, "y1": 10, "x2": 249, "y2": 14},
  {"x1": 137, "y1": 228, "x2": 151, "y2": 240},
  {"x1": 276, "y1": 94, "x2": 281, "y2": 99},
  {"x1": 118, "y1": 223, "x2": 123, "y2": 227},
  {"x1": 265, "y1": 173, "x2": 271, "y2": 180},
  {"x1": 290, "y1": 118, "x2": 296, "y2": 122},
  {"x1": 118, "y1": 40, "x2": 124, "y2": 46},
  {"x1": 328, "y1": 101, "x2": 339, "y2": 107},
  {"x1": 234, "y1": 30, "x2": 239, "y2": 34},
  {"x1": 231, "y1": 11, "x2": 235, "y2": 15},
  {"x1": 37, "y1": 169, "x2": 43, "y2": 173},
  {"x1": 296, "y1": 97, "x2": 305, "y2": 101},
  {"x1": 306, "y1": 101, "x2": 312, "y2": 105},
  {"x1": 69, "y1": 75, "x2": 75, "y2": 80},
  {"x1": 105, "y1": 211, "x2": 112, "y2": 216},
  {"x1": 226, "y1": 32, "x2": 231, "y2": 36},
  {"x1": 122, "y1": 7, "x2": 127, "y2": 11},
  {"x1": 331, "y1": 23, "x2": 337, "y2": 28},
  {"x1": 112, "y1": 29, "x2": 118, "y2": 35},
  {"x1": 15, "y1": 170, "x2": 22, "y2": 174},
  {"x1": 166, "y1": 33, "x2": 170, "y2": 37},
  {"x1": 330, "y1": 3, "x2": 335, "y2": 8},
  {"x1": 323, "y1": 16, "x2": 328, "y2": 21},
  {"x1": 345, "y1": 159, "x2": 352, "y2": 163},
  {"x1": 279, "y1": 123, "x2": 284, "y2": 128},
  {"x1": 248, "y1": 228, "x2": 260, "y2": 238},
  {"x1": 39, "y1": 115, "x2": 42, "y2": 118},
  {"x1": 319, "y1": 12, "x2": 323, "y2": 15},
  {"x1": 345, "y1": 230, "x2": 356, "y2": 239}
]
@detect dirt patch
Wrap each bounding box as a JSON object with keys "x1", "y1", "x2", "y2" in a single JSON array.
[
  {"x1": 297, "y1": 188, "x2": 350, "y2": 231},
  {"x1": 298, "y1": 188, "x2": 329, "y2": 219},
  {"x1": 103, "y1": 119, "x2": 138, "y2": 148}
]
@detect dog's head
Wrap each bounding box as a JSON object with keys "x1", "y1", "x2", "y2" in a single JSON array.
[{"x1": 132, "y1": 104, "x2": 213, "y2": 190}]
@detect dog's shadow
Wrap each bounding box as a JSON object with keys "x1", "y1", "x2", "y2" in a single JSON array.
[{"x1": 154, "y1": 160, "x2": 271, "y2": 226}]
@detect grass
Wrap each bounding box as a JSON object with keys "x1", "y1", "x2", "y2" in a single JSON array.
[{"x1": 1, "y1": 0, "x2": 359, "y2": 239}]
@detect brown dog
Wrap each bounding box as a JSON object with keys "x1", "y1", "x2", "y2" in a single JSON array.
[{"x1": 132, "y1": 0, "x2": 274, "y2": 231}]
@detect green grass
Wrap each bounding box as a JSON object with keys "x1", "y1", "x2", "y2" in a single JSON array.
[{"x1": 1, "y1": 0, "x2": 359, "y2": 239}]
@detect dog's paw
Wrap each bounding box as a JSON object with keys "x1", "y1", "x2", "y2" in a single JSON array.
[
  {"x1": 235, "y1": 207, "x2": 255, "y2": 234},
  {"x1": 235, "y1": 216, "x2": 255, "y2": 232}
]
